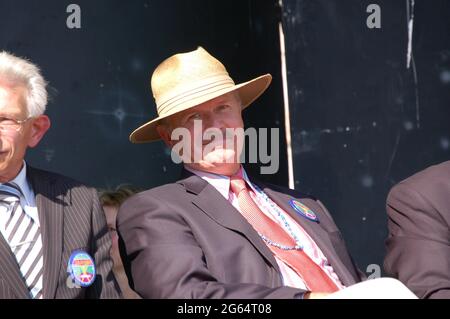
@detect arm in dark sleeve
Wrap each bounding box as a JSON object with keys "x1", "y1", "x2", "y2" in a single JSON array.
[
  {"x1": 87, "y1": 188, "x2": 122, "y2": 299},
  {"x1": 117, "y1": 193, "x2": 305, "y2": 299},
  {"x1": 384, "y1": 183, "x2": 450, "y2": 299}
]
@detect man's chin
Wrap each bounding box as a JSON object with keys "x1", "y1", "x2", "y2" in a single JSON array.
[
  {"x1": 203, "y1": 149, "x2": 239, "y2": 163},
  {"x1": 195, "y1": 161, "x2": 240, "y2": 176}
]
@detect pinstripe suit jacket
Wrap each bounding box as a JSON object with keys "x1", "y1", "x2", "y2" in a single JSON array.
[{"x1": 0, "y1": 166, "x2": 121, "y2": 299}]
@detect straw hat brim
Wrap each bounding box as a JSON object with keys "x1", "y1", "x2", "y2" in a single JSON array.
[{"x1": 129, "y1": 73, "x2": 272, "y2": 143}]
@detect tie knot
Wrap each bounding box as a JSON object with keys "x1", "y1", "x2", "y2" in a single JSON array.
[
  {"x1": 0, "y1": 183, "x2": 22, "y2": 202},
  {"x1": 230, "y1": 175, "x2": 247, "y2": 195}
]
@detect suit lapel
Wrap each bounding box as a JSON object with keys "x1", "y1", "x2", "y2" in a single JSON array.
[
  {"x1": 0, "y1": 235, "x2": 30, "y2": 298},
  {"x1": 179, "y1": 170, "x2": 357, "y2": 286},
  {"x1": 27, "y1": 167, "x2": 64, "y2": 299},
  {"x1": 179, "y1": 174, "x2": 282, "y2": 273},
  {"x1": 262, "y1": 187, "x2": 356, "y2": 286}
]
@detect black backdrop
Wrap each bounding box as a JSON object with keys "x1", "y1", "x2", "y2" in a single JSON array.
[
  {"x1": 1, "y1": 0, "x2": 449, "y2": 276},
  {"x1": 282, "y1": 0, "x2": 450, "y2": 272}
]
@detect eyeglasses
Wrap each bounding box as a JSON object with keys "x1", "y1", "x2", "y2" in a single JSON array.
[{"x1": 0, "y1": 117, "x2": 33, "y2": 132}]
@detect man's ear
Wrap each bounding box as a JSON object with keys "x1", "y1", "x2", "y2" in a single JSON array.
[
  {"x1": 156, "y1": 124, "x2": 174, "y2": 148},
  {"x1": 27, "y1": 115, "x2": 51, "y2": 148}
]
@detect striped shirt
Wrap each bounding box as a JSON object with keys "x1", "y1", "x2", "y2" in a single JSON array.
[{"x1": 0, "y1": 161, "x2": 43, "y2": 298}]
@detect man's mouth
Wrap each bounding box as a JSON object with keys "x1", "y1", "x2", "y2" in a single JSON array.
[{"x1": 202, "y1": 137, "x2": 235, "y2": 146}]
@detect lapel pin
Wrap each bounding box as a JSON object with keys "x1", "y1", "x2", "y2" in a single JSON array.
[
  {"x1": 289, "y1": 199, "x2": 319, "y2": 223},
  {"x1": 67, "y1": 250, "x2": 96, "y2": 288}
]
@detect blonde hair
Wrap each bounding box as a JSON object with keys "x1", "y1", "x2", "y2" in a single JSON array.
[{"x1": 98, "y1": 184, "x2": 141, "y2": 207}]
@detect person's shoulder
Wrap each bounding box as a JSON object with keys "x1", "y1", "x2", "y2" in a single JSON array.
[
  {"x1": 412, "y1": 160, "x2": 450, "y2": 181},
  {"x1": 253, "y1": 178, "x2": 318, "y2": 201},
  {"x1": 388, "y1": 160, "x2": 450, "y2": 201},
  {"x1": 121, "y1": 180, "x2": 188, "y2": 206},
  {"x1": 255, "y1": 179, "x2": 338, "y2": 222},
  {"x1": 393, "y1": 161, "x2": 450, "y2": 189},
  {"x1": 27, "y1": 165, "x2": 94, "y2": 192},
  {"x1": 139, "y1": 181, "x2": 186, "y2": 197}
]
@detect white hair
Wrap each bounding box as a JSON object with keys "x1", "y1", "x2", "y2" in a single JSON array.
[{"x1": 0, "y1": 51, "x2": 48, "y2": 117}]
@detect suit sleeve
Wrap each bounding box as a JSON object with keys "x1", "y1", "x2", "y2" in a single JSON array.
[
  {"x1": 117, "y1": 193, "x2": 305, "y2": 299},
  {"x1": 87, "y1": 188, "x2": 122, "y2": 299},
  {"x1": 384, "y1": 183, "x2": 450, "y2": 299}
]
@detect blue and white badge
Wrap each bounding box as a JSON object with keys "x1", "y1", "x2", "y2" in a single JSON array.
[
  {"x1": 289, "y1": 199, "x2": 319, "y2": 223},
  {"x1": 67, "y1": 250, "x2": 96, "y2": 287}
]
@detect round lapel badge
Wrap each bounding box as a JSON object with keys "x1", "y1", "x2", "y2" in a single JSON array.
[
  {"x1": 289, "y1": 199, "x2": 319, "y2": 222},
  {"x1": 68, "y1": 250, "x2": 96, "y2": 287}
]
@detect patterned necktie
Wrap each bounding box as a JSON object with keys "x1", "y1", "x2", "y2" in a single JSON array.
[
  {"x1": 230, "y1": 175, "x2": 339, "y2": 293},
  {"x1": 0, "y1": 183, "x2": 43, "y2": 299}
]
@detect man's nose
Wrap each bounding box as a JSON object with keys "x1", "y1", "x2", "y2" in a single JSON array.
[{"x1": 202, "y1": 115, "x2": 224, "y2": 132}]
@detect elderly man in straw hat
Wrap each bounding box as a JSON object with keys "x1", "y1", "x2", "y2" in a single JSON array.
[{"x1": 117, "y1": 47, "x2": 366, "y2": 299}]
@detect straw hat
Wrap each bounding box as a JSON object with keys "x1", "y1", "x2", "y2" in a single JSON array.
[{"x1": 130, "y1": 47, "x2": 272, "y2": 143}]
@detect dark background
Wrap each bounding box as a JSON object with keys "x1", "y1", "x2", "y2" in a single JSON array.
[
  {"x1": 282, "y1": 0, "x2": 450, "y2": 272},
  {"x1": 1, "y1": 0, "x2": 449, "y2": 275}
]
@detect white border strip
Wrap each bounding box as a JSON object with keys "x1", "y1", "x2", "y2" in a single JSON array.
[{"x1": 278, "y1": 19, "x2": 295, "y2": 189}]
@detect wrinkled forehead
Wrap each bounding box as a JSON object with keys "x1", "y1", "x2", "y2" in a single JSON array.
[
  {"x1": 0, "y1": 72, "x2": 27, "y2": 90},
  {"x1": 0, "y1": 78, "x2": 27, "y2": 111}
]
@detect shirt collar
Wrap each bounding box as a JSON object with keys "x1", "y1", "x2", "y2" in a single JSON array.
[{"x1": 184, "y1": 165, "x2": 253, "y2": 200}]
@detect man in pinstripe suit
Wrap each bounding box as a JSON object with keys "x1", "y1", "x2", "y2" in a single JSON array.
[{"x1": 0, "y1": 51, "x2": 120, "y2": 299}]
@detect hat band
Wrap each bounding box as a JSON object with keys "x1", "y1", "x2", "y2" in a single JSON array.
[
  {"x1": 156, "y1": 75, "x2": 235, "y2": 115},
  {"x1": 159, "y1": 84, "x2": 240, "y2": 118}
]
